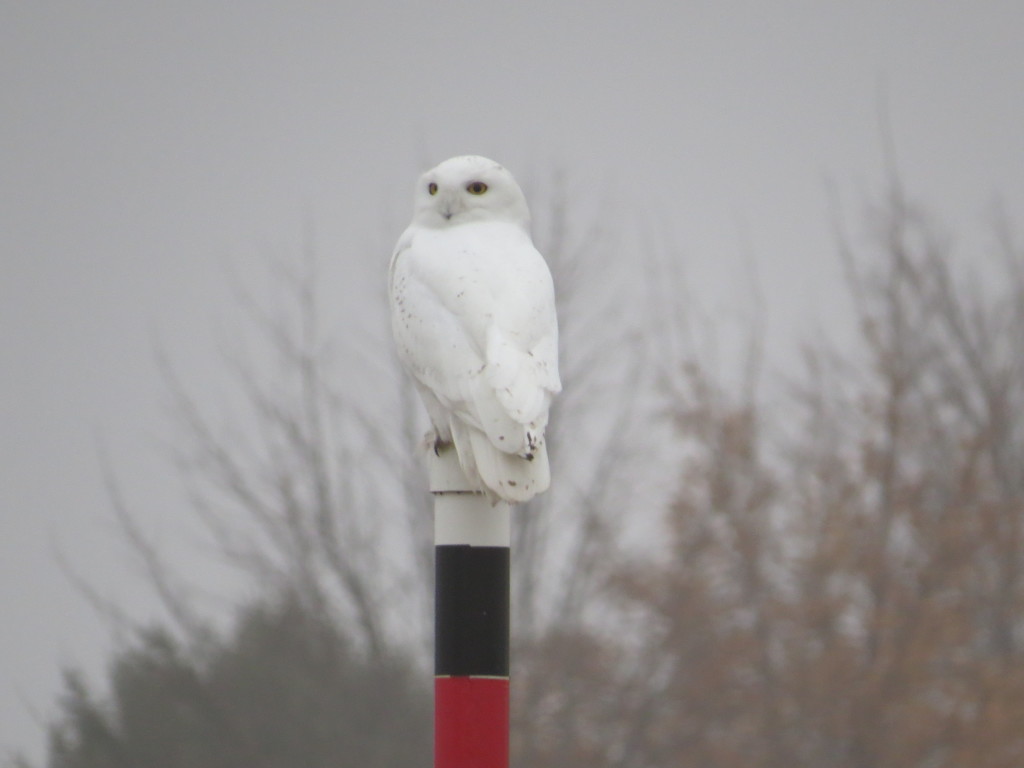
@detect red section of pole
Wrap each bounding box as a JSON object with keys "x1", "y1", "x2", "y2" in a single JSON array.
[{"x1": 435, "y1": 677, "x2": 509, "y2": 768}]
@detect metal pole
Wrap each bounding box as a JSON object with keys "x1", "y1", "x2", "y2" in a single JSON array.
[{"x1": 430, "y1": 447, "x2": 510, "y2": 768}]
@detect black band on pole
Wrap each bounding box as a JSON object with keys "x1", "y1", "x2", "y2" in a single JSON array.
[{"x1": 435, "y1": 544, "x2": 510, "y2": 677}]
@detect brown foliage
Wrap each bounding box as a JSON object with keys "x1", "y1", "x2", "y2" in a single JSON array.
[{"x1": 519, "y1": 195, "x2": 1024, "y2": 768}]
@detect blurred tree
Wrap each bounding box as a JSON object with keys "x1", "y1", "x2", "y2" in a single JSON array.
[
  {"x1": 26, "y1": 169, "x2": 680, "y2": 768},
  {"x1": 25, "y1": 172, "x2": 1024, "y2": 768},
  {"x1": 557, "y1": 189, "x2": 1024, "y2": 768},
  {"x1": 41, "y1": 592, "x2": 430, "y2": 768}
]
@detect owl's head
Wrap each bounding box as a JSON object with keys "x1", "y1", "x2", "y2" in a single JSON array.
[{"x1": 412, "y1": 155, "x2": 531, "y2": 229}]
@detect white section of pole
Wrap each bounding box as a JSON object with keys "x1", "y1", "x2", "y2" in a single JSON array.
[
  {"x1": 429, "y1": 446, "x2": 510, "y2": 547},
  {"x1": 435, "y1": 495, "x2": 511, "y2": 547}
]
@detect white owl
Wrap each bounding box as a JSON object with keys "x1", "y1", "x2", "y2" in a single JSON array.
[{"x1": 389, "y1": 156, "x2": 561, "y2": 503}]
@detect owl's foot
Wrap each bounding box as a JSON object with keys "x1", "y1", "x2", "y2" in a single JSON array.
[{"x1": 420, "y1": 430, "x2": 452, "y2": 457}]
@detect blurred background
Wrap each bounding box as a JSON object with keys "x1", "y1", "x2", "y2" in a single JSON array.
[{"x1": 3, "y1": 2, "x2": 1023, "y2": 766}]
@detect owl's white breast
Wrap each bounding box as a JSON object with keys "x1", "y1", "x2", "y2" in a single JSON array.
[{"x1": 394, "y1": 220, "x2": 556, "y2": 353}]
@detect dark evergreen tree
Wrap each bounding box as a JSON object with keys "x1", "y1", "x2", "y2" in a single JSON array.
[{"x1": 43, "y1": 594, "x2": 430, "y2": 768}]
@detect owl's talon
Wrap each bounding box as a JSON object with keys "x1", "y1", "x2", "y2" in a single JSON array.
[{"x1": 420, "y1": 429, "x2": 451, "y2": 457}]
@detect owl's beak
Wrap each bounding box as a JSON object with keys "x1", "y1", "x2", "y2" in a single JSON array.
[{"x1": 438, "y1": 190, "x2": 460, "y2": 221}]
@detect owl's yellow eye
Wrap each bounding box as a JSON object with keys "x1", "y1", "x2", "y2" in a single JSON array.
[
  {"x1": 466, "y1": 181, "x2": 488, "y2": 195},
  {"x1": 428, "y1": 182, "x2": 438, "y2": 195}
]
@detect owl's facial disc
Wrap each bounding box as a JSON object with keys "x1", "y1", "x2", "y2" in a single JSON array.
[{"x1": 413, "y1": 155, "x2": 530, "y2": 230}]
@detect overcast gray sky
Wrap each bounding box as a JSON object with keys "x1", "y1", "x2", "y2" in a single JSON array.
[{"x1": 2, "y1": 1, "x2": 1022, "y2": 760}]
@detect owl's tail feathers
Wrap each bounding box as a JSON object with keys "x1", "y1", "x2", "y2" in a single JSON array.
[{"x1": 451, "y1": 421, "x2": 550, "y2": 504}]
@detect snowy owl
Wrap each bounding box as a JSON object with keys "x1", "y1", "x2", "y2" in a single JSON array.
[{"x1": 389, "y1": 155, "x2": 561, "y2": 503}]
